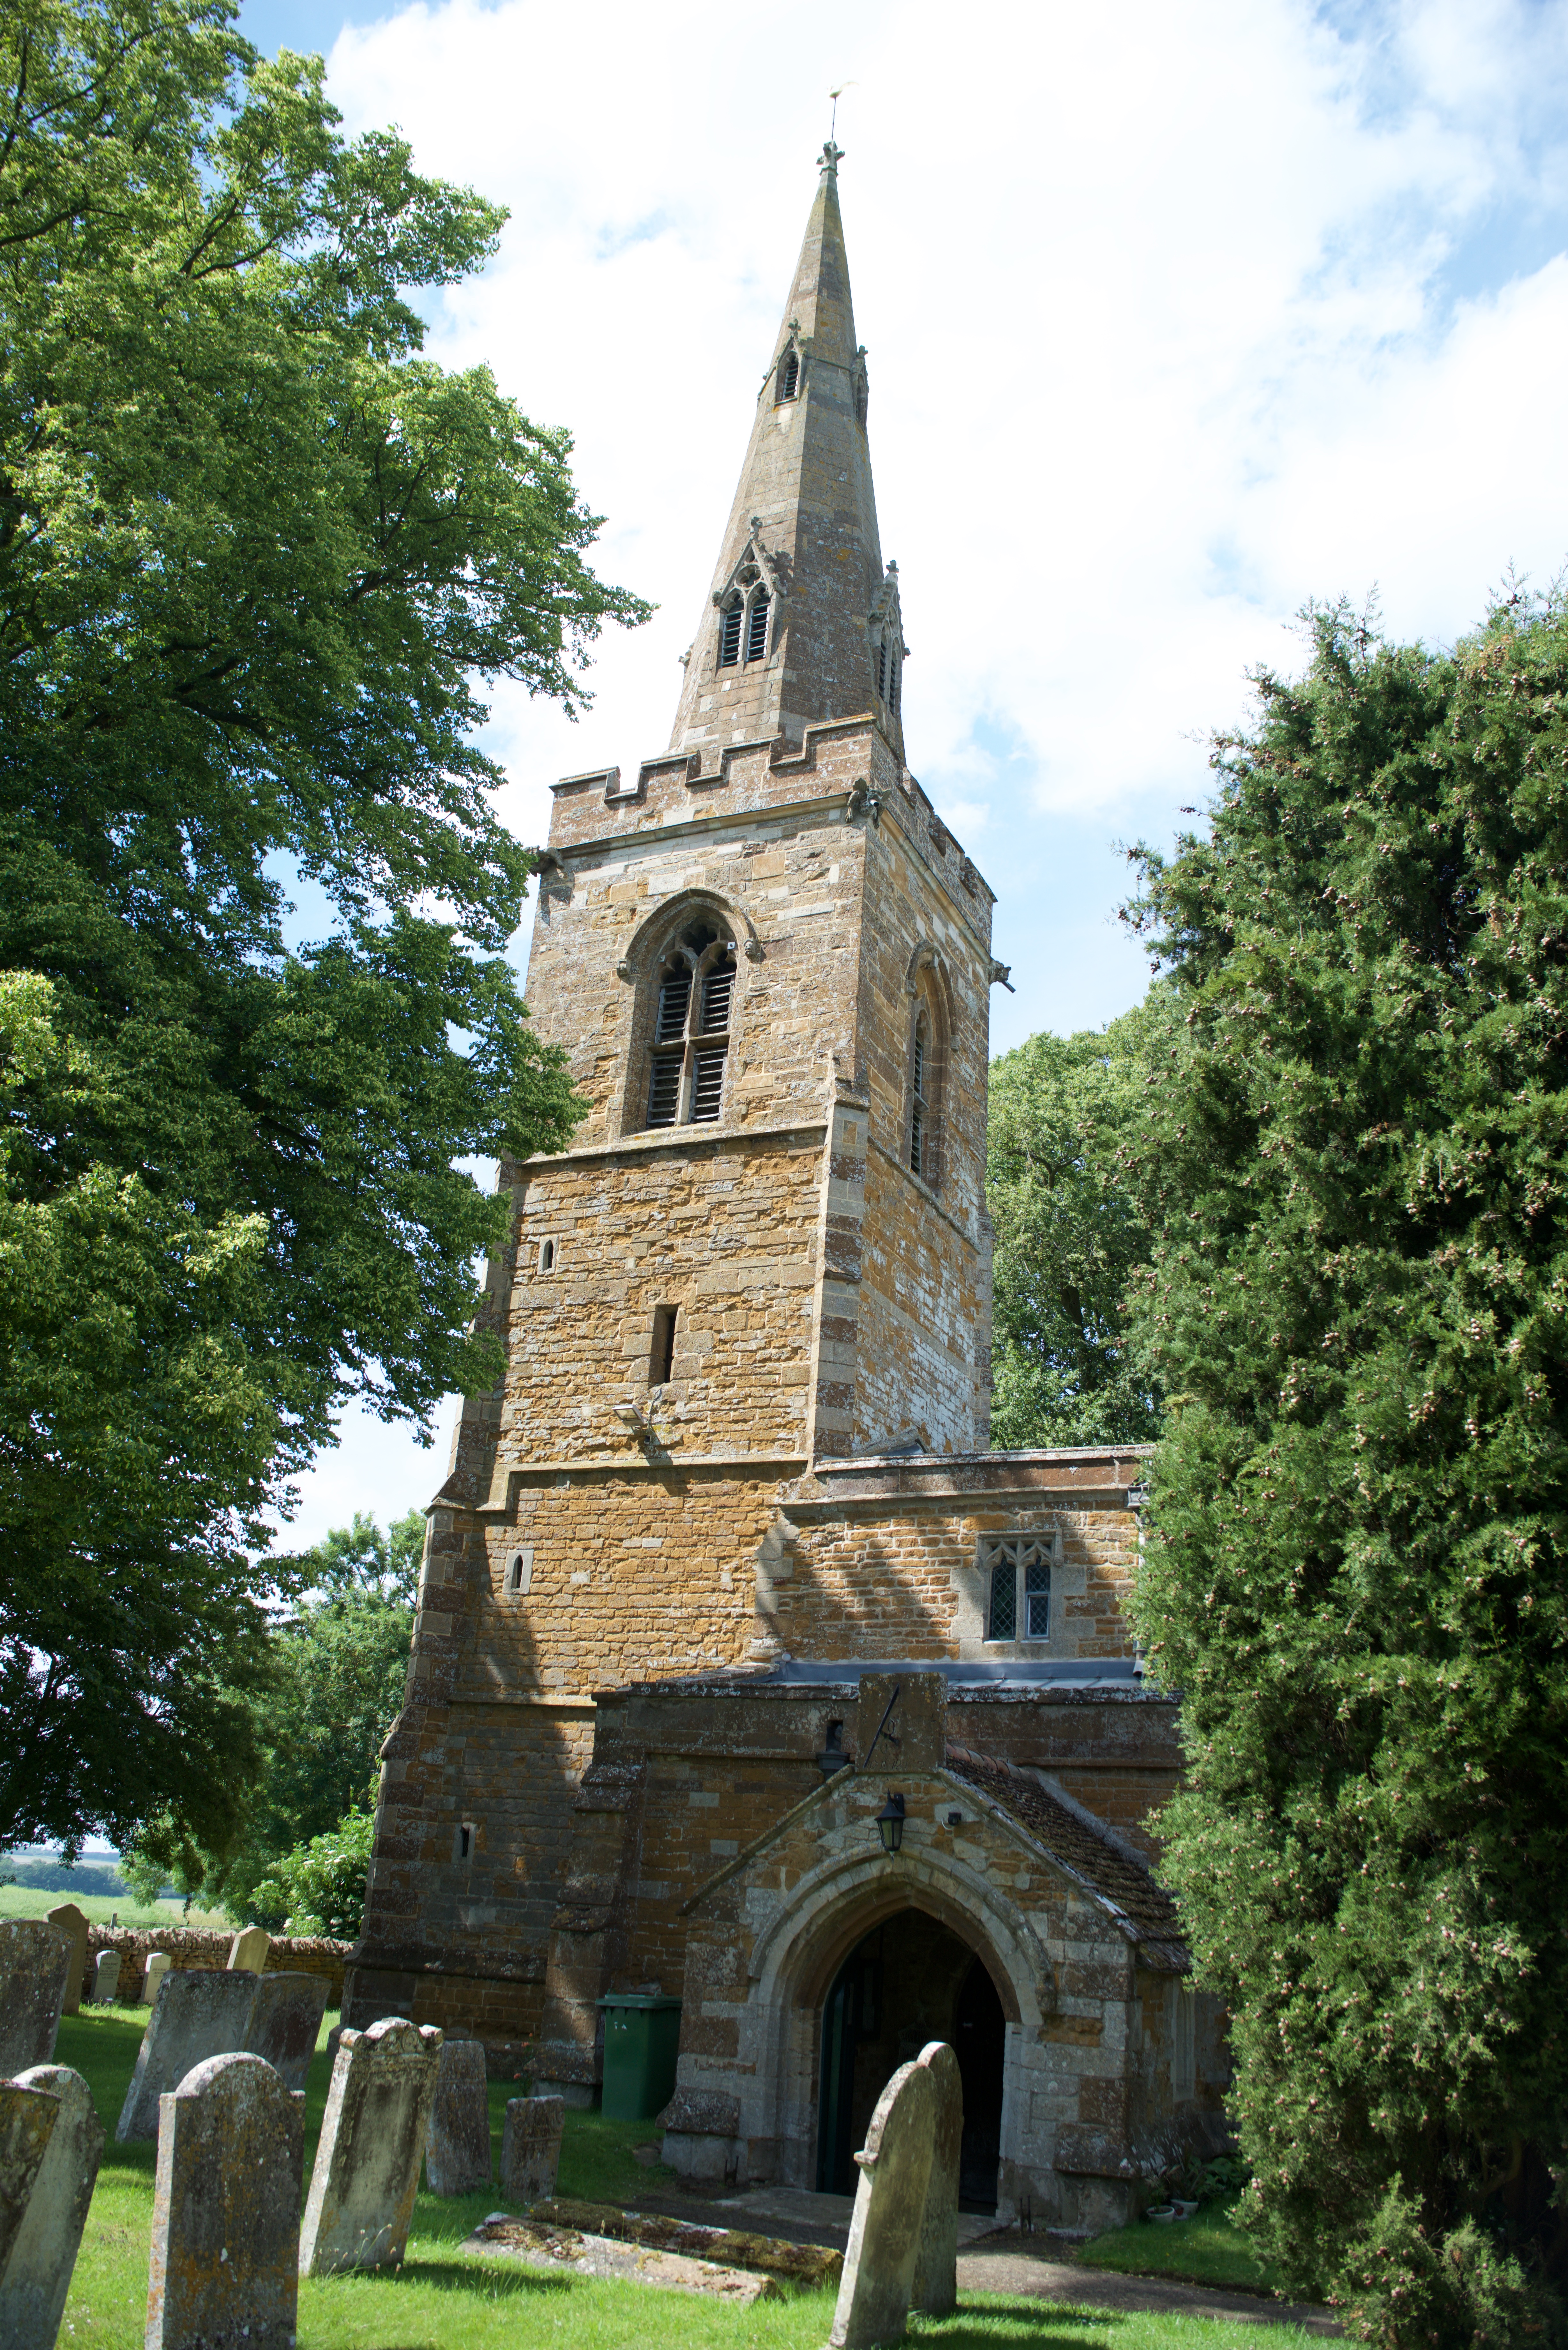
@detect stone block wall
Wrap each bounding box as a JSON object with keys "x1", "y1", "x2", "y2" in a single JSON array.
[{"x1": 80, "y1": 1929, "x2": 351, "y2": 2005}]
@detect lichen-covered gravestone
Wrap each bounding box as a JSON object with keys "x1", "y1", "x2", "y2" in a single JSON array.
[
  {"x1": 1, "y1": 2066, "x2": 104, "y2": 2350},
  {"x1": 116, "y1": 1970, "x2": 260, "y2": 2143},
  {"x1": 500, "y1": 2094, "x2": 564, "y2": 2203},
  {"x1": 227, "y1": 1926, "x2": 270, "y2": 1972},
  {"x1": 425, "y1": 2037, "x2": 490, "y2": 2195},
  {"x1": 43, "y1": 1909, "x2": 88, "y2": 2020},
  {"x1": 90, "y1": 1950, "x2": 121, "y2": 2006},
  {"x1": 145, "y1": 2053, "x2": 303, "y2": 2350},
  {"x1": 299, "y1": 2017, "x2": 443, "y2": 2275},
  {"x1": 141, "y1": 1954, "x2": 171, "y2": 2007},
  {"x1": 243, "y1": 1973, "x2": 330, "y2": 2095},
  {"x1": 910, "y1": 2040, "x2": 962, "y2": 2317},
  {"x1": 827, "y1": 2058, "x2": 937, "y2": 2350},
  {"x1": 0, "y1": 1923, "x2": 72, "y2": 2076},
  {"x1": 0, "y1": 2082, "x2": 60, "y2": 2288}
]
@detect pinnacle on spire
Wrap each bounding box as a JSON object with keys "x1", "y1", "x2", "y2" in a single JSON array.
[{"x1": 668, "y1": 154, "x2": 906, "y2": 763}]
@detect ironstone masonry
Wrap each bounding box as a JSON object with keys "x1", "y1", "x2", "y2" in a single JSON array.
[{"x1": 347, "y1": 143, "x2": 1227, "y2": 2229}]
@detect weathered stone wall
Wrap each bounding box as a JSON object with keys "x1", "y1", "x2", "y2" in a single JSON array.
[{"x1": 81, "y1": 1930, "x2": 351, "y2": 2006}]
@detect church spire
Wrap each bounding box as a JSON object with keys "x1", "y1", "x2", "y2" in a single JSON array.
[{"x1": 669, "y1": 146, "x2": 907, "y2": 762}]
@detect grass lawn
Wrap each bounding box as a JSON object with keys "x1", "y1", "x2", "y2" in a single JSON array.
[
  {"x1": 55, "y1": 2007, "x2": 1324, "y2": 2348},
  {"x1": 1074, "y1": 2206, "x2": 1311, "y2": 2304},
  {"x1": 0, "y1": 1884, "x2": 231, "y2": 1930}
]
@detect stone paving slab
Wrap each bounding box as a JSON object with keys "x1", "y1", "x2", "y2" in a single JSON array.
[
  {"x1": 955, "y1": 2242, "x2": 1342, "y2": 2336},
  {"x1": 464, "y1": 2213, "x2": 775, "y2": 2304}
]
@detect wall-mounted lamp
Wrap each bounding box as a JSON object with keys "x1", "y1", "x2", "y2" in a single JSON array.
[{"x1": 876, "y1": 1793, "x2": 906, "y2": 1856}]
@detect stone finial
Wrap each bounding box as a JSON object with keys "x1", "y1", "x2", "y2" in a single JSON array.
[{"x1": 819, "y1": 139, "x2": 845, "y2": 178}]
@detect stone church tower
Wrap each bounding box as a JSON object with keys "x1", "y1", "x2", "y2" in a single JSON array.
[{"x1": 347, "y1": 148, "x2": 1226, "y2": 2227}]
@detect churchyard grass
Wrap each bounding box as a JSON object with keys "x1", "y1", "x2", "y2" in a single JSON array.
[
  {"x1": 1073, "y1": 2204, "x2": 1298, "y2": 2299},
  {"x1": 53, "y1": 2009, "x2": 1322, "y2": 2348},
  {"x1": 0, "y1": 1884, "x2": 231, "y2": 1929}
]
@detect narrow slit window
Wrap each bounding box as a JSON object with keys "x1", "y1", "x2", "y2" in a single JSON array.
[
  {"x1": 718, "y1": 601, "x2": 743, "y2": 667},
  {"x1": 505, "y1": 1550, "x2": 532, "y2": 1594},
  {"x1": 890, "y1": 652, "x2": 901, "y2": 713},
  {"x1": 538, "y1": 1239, "x2": 555, "y2": 1274},
  {"x1": 691, "y1": 1044, "x2": 727, "y2": 1121},
  {"x1": 779, "y1": 350, "x2": 799, "y2": 401},
  {"x1": 456, "y1": 1823, "x2": 473, "y2": 1861},
  {"x1": 746, "y1": 593, "x2": 770, "y2": 664},
  {"x1": 877, "y1": 641, "x2": 888, "y2": 700},
  {"x1": 651, "y1": 1305, "x2": 678, "y2": 1386}
]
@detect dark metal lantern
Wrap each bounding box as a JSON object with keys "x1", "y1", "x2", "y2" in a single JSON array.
[{"x1": 876, "y1": 1792, "x2": 906, "y2": 1855}]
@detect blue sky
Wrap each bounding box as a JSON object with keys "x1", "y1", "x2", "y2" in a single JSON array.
[{"x1": 234, "y1": 0, "x2": 1568, "y2": 1544}]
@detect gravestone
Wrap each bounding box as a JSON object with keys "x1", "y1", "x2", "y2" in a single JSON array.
[
  {"x1": 500, "y1": 2094, "x2": 564, "y2": 2203},
  {"x1": 145, "y1": 2053, "x2": 303, "y2": 2350},
  {"x1": 425, "y1": 2036, "x2": 490, "y2": 2195},
  {"x1": 827, "y1": 2058, "x2": 937, "y2": 2350},
  {"x1": 116, "y1": 1970, "x2": 260, "y2": 2142},
  {"x1": 141, "y1": 1953, "x2": 170, "y2": 2007},
  {"x1": 90, "y1": 1950, "x2": 121, "y2": 2006},
  {"x1": 0, "y1": 1923, "x2": 71, "y2": 2075},
  {"x1": 0, "y1": 2082, "x2": 60, "y2": 2287},
  {"x1": 299, "y1": 2017, "x2": 443, "y2": 2275},
  {"x1": 44, "y1": 1909, "x2": 88, "y2": 2020},
  {"x1": 228, "y1": 1926, "x2": 270, "y2": 1972},
  {"x1": 910, "y1": 2040, "x2": 962, "y2": 2317},
  {"x1": 1, "y1": 2066, "x2": 104, "y2": 2350},
  {"x1": 244, "y1": 1973, "x2": 330, "y2": 2094}
]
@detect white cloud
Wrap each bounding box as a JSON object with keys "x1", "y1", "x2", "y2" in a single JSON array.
[{"x1": 274, "y1": 0, "x2": 1568, "y2": 1530}]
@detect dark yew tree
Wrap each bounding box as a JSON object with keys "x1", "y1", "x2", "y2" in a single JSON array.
[{"x1": 1127, "y1": 596, "x2": 1568, "y2": 2345}]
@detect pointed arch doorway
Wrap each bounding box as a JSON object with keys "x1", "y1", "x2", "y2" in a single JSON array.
[{"x1": 815, "y1": 1907, "x2": 1005, "y2": 2211}]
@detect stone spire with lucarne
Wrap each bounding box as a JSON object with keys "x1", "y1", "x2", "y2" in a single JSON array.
[{"x1": 668, "y1": 141, "x2": 907, "y2": 763}]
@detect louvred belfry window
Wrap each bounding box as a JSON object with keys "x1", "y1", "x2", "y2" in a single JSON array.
[
  {"x1": 746, "y1": 592, "x2": 770, "y2": 664},
  {"x1": 718, "y1": 600, "x2": 743, "y2": 667},
  {"x1": 779, "y1": 349, "x2": 800, "y2": 401},
  {"x1": 645, "y1": 922, "x2": 739, "y2": 1130},
  {"x1": 909, "y1": 1018, "x2": 929, "y2": 1176}
]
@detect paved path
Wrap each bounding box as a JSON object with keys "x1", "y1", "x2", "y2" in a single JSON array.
[
  {"x1": 647, "y1": 2183, "x2": 1340, "y2": 2335},
  {"x1": 958, "y1": 2238, "x2": 1340, "y2": 2335}
]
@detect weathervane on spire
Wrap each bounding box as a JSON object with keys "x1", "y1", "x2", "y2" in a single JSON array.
[{"x1": 820, "y1": 81, "x2": 853, "y2": 176}]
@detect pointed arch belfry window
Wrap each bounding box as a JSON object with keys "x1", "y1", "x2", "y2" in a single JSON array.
[
  {"x1": 712, "y1": 524, "x2": 784, "y2": 679},
  {"x1": 909, "y1": 1015, "x2": 930, "y2": 1177},
  {"x1": 778, "y1": 349, "x2": 800, "y2": 402},
  {"x1": 868, "y1": 560, "x2": 907, "y2": 731},
  {"x1": 904, "y1": 947, "x2": 949, "y2": 1190},
  {"x1": 718, "y1": 598, "x2": 743, "y2": 668},
  {"x1": 746, "y1": 591, "x2": 770, "y2": 664},
  {"x1": 645, "y1": 920, "x2": 738, "y2": 1131}
]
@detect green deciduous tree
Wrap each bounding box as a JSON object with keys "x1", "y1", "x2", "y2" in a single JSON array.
[
  {"x1": 1127, "y1": 595, "x2": 1568, "y2": 2345},
  {"x1": 987, "y1": 1011, "x2": 1163, "y2": 1447},
  {"x1": 253, "y1": 1805, "x2": 375, "y2": 1941},
  {"x1": 0, "y1": 2, "x2": 646, "y2": 1858},
  {"x1": 124, "y1": 1508, "x2": 422, "y2": 1915}
]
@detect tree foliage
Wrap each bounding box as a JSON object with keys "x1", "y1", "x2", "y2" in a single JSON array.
[
  {"x1": 987, "y1": 1011, "x2": 1162, "y2": 1447},
  {"x1": 123, "y1": 1509, "x2": 421, "y2": 1916},
  {"x1": 252, "y1": 1804, "x2": 375, "y2": 1941},
  {"x1": 1127, "y1": 595, "x2": 1568, "y2": 2345},
  {"x1": 0, "y1": 4, "x2": 645, "y2": 1853}
]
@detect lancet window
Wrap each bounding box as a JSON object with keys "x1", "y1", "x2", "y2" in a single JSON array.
[
  {"x1": 778, "y1": 349, "x2": 800, "y2": 402},
  {"x1": 909, "y1": 1015, "x2": 930, "y2": 1177},
  {"x1": 718, "y1": 598, "x2": 743, "y2": 667},
  {"x1": 645, "y1": 921, "x2": 738, "y2": 1130}
]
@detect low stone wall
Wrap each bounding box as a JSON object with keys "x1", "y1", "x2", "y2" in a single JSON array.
[{"x1": 85, "y1": 1927, "x2": 352, "y2": 2006}]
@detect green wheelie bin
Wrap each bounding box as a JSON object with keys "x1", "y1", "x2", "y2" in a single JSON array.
[{"x1": 598, "y1": 1993, "x2": 682, "y2": 2121}]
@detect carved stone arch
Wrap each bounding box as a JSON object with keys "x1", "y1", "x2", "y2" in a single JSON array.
[
  {"x1": 612, "y1": 889, "x2": 761, "y2": 1141},
  {"x1": 902, "y1": 942, "x2": 954, "y2": 1190}
]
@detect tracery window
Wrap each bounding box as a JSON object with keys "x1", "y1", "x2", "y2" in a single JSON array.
[
  {"x1": 645, "y1": 921, "x2": 737, "y2": 1130},
  {"x1": 984, "y1": 1536, "x2": 1052, "y2": 1641}
]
